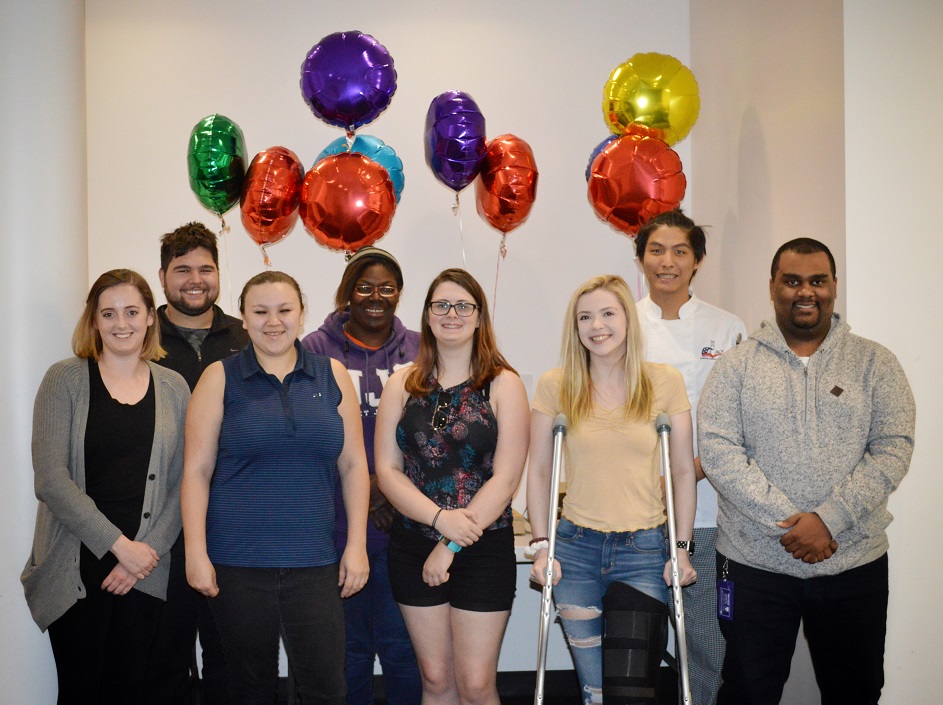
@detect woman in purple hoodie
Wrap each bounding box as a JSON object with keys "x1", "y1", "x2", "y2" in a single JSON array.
[{"x1": 301, "y1": 247, "x2": 421, "y2": 705}]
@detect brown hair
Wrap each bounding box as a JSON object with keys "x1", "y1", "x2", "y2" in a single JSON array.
[
  {"x1": 159, "y1": 221, "x2": 219, "y2": 271},
  {"x1": 238, "y1": 270, "x2": 305, "y2": 314},
  {"x1": 405, "y1": 268, "x2": 515, "y2": 395},
  {"x1": 72, "y1": 269, "x2": 165, "y2": 361}
]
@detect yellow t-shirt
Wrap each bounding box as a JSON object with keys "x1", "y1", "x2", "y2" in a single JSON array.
[{"x1": 532, "y1": 363, "x2": 690, "y2": 532}]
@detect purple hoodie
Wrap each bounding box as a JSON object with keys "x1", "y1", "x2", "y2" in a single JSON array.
[{"x1": 301, "y1": 310, "x2": 420, "y2": 551}]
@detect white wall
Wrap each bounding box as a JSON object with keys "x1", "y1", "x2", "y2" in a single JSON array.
[
  {"x1": 844, "y1": 2, "x2": 943, "y2": 701},
  {"x1": 0, "y1": 3, "x2": 88, "y2": 704}
]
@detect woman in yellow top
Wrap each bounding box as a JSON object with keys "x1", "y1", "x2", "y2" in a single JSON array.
[{"x1": 527, "y1": 274, "x2": 697, "y2": 704}]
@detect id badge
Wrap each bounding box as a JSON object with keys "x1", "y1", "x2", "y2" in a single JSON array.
[{"x1": 717, "y1": 557, "x2": 734, "y2": 621}]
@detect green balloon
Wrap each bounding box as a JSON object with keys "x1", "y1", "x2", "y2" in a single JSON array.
[{"x1": 187, "y1": 114, "x2": 247, "y2": 215}]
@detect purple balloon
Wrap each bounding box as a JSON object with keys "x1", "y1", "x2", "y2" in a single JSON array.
[
  {"x1": 300, "y1": 31, "x2": 396, "y2": 130},
  {"x1": 425, "y1": 91, "x2": 487, "y2": 192},
  {"x1": 585, "y1": 135, "x2": 619, "y2": 181}
]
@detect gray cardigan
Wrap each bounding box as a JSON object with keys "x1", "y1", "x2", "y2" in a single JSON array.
[
  {"x1": 698, "y1": 315, "x2": 915, "y2": 578},
  {"x1": 21, "y1": 357, "x2": 190, "y2": 631}
]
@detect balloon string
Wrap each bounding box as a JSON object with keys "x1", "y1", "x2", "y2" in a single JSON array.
[
  {"x1": 260, "y1": 244, "x2": 272, "y2": 268},
  {"x1": 451, "y1": 192, "x2": 466, "y2": 269},
  {"x1": 218, "y1": 220, "x2": 234, "y2": 313},
  {"x1": 492, "y1": 235, "x2": 507, "y2": 324}
]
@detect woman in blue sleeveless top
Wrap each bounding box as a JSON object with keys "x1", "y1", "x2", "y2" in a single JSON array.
[
  {"x1": 182, "y1": 271, "x2": 370, "y2": 705},
  {"x1": 375, "y1": 269, "x2": 530, "y2": 705}
]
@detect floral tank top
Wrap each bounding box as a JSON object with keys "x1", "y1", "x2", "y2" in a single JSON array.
[{"x1": 395, "y1": 376, "x2": 512, "y2": 540}]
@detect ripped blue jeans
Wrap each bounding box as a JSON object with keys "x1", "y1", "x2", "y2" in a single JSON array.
[{"x1": 552, "y1": 517, "x2": 668, "y2": 704}]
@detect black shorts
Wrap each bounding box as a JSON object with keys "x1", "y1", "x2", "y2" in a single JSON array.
[{"x1": 388, "y1": 524, "x2": 516, "y2": 612}]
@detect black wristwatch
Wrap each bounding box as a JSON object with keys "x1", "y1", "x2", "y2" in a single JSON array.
[{"x1": 677, "y1": 540, "x2": 695, "y2": 556}]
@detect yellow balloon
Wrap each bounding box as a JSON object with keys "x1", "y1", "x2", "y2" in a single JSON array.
[{"x1": 603, "y1": 52, "x2": 700, "y2": 146}]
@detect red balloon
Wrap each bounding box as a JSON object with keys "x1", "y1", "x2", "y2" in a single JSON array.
[
  {"x1": 587, "y1": 135, "x2": 686, "y2": 236},
  {"x1": 240, "y1": 147, "x2": 304, "y2": 246},
  {"x1": 475, "y1": 134, "x2": 539, "y2": 234},
  {"x1": 300, "y1": 152, "x2": 395, "y2": 252}
]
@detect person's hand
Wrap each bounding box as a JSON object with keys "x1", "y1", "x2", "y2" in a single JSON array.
[
  {"x1": 664, "y1": 550, "x2": 697, "y2": 587},
  {"x1": 111, "y1": 535, "x2": 159, "y2": 579},
  {"x1": 186, "y1": 553, "x2": 219, "y2": 597},
  {"x1": 422, "y1": 543, "x2": 456, "y2": 586},
  {"x1": 368, "y1": 476, "x2": 395, "y2": 533},
  {"x1": 529, "y1": 549, "x2": 561, "y2": 586},
  {"x1": 338, "y1": 545, "x2": 369, "y2": 598},
  {"x1": 100, "y1": 563, "x2": 137, "y2": 595},
  {"x1": 436, "y1": 508, "x2": 483, "y2": 547},
  {"x1": 777, "y1": 513, "x2": 835, "y2": 563}
]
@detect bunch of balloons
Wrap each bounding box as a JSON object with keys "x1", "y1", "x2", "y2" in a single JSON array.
[
  {"x1": 587, "y1": 52, "x2": 699, "y2": 237},
  {"x1": 424, "y1": 91, "x2": 539, "y2": 252},
  {"x1": 187, "y1": 31, "x2": 403, "y2": 263}
]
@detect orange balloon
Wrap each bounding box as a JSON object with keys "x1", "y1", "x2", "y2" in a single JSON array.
[
  {"x1": 587, "y1": 135, "x2": 686, "y2": 237},
  {"x1": 300, "y1": 152, "x2": 396, "y2": 252},
  {"x1": 240, "y1": 147, "x2": 304, "y2": 246},
  {"x1": 475, "y1": 134, "x2": 539, "y2": 234}
]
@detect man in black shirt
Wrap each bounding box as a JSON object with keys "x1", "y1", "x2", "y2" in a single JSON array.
[{"x1": 146, "y1": 222, "x2": 248, "y2": 705}]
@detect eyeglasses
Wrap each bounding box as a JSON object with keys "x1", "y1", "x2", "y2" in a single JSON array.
[
  {"x1": 433, "y1": 391, "x2": 452, "y2": 431},
  {"x1": 428, "y1": 301, "x2": 478, "y2": 317},
  {"x1": 354, "y1": 283, "x2": 398, "y2": 298}
]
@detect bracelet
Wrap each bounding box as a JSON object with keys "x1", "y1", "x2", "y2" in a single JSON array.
[
  {"x1": 438, "y1": 535, "x2": 462, "y2": 553},
  {"x1": 525, "y1": 539, "x2": 549, "y2": 557},
  {"x1": 431, "y1": 508, "x2": 443, "y2": 530},
  {"x1": 528, "y1": 536, "x2": 549, "y2": 546}
]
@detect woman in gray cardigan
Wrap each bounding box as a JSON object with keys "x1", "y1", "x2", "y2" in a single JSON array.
[{"x1": 21, "y1": 269, "x2": 190, "y2": 705}]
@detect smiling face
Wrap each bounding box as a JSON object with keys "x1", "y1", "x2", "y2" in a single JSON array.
[
  {"x1": 770, "y1": 250, "x2": 837, "y2": 347},
  {"x1": 575, "y1": 288, "x2": 628, "y2": 362},
  {"x1": 94, "y1": 283, "x2": 155, "y2": 359},
  {"x1": 426, "y1": 280, "x2": 480, "y2": 348},
  {"x1": 159, "y1": 246, "x2": 220, "y2": 319},
  {"x1": 640, "y1": 225, "x2": 699, "y2": 301},
  {"x1": 346, "y1": 262, "x2": 400, "y2": 344},
  {"x1": 241, "y1": 282, "x2": 305, "y2": 358}
]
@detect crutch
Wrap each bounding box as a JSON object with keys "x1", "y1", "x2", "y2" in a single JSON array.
[
  {"x1": 655, "y1": 412, "x2": 692, "y2": 704},
  {"x1": 534, "y1": 413, "x2": 567, "y2": 705}
]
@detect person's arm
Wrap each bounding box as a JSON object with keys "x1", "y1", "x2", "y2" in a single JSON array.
[
  {"x1": 374, "y1": 369, "x2": 481, "y2": 546},
  {"x1": 331, "y1": 358, "x2": 370, "y2": 598},
  {"x1": 697, "y1": 354, "x2": 801, "y2": 528},
  {"x1": 812, "y1": 350, "x2": 915, "y2": 536},
  {"x1": 526, "y1": 408, "x2": 560, "y2": 586},
  {"x1": 181, "y1": 362, "x2": 225, "y2": 597},
  {"x1": 665, "y1": 409, "x2": 697, "y2": 586}
]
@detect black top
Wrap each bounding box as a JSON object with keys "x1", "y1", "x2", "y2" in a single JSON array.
[
  {"x1": 156, "y1": 304, "x2": 249, "y2": 391},
  {"x1": 81, "y1": 361, "x2": 155, "y2": 581}
]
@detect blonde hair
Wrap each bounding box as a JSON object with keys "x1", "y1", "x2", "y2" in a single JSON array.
[
  {"x1": 72, "y1": 269, "x2": 165, "y2": 361},
  {"x1": 559, "y1": 275, "x2": 652, "y2": 428}
]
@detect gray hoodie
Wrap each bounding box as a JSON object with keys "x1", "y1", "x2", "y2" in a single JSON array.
[{"x1": 697, "y1": 314, "x2": 915, "y2": 577}]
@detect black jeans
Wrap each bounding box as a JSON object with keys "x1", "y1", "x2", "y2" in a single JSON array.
[
  {"x1": 210, "y1": 564, "x2": 346, "y2": 705},
  {"x1": 716, "y1": 552, "x2": 888, "y2": 705}
]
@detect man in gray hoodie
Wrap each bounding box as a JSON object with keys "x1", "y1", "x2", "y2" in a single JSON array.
[{"x1": 698, "y1": 238, "x2": 915, "y2": 705}]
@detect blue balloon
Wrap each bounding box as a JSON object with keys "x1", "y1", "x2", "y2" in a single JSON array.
[
  {"x1": 585, "y1": 135, "x2": 619, "y2": 181},
  {"x1": 316, "y1": 134, "x2": 405, "y2": 203}
]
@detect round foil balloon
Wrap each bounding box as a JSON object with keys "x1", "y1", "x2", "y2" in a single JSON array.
[
  {"x1": 240, "y1": 147, "x2": 304, "y2": 246},
  {"x1": 475, "y1": 134, "x2": 539, "y2": 234},
  {"x1": 585, "y1": 135, "x2": 618, "y2": 182},
  {"x1": 187, "y1": 114, "x2": 247, "y2": 215},
  {"x1": 300, "y1": 152, "x2": 396, "y2": 252},
  {"x1": 300, "y1": 31, "x2": 397, "y2": 131},
  {"x1": 317, "y1": 134, "x2": 404, "y2": 203},
  {"x1": 603, "y1": 53, "x2": 700, "y2": 146},
  {"x1": 425, "y1": 91, "x2": 487, "y2": 191},
  {"x1": 588, "y1": 135, "x2": 686, "y2": 236}
]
